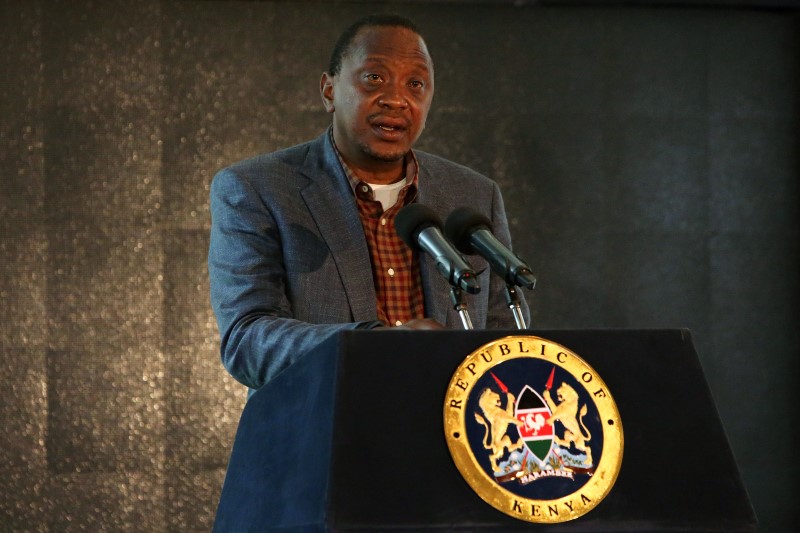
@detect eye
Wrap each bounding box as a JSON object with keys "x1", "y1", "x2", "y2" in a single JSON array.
[
  {"x1": 364, "y1": 73, "x2": 383, "y2": 84},
  {"x1": 408, "y1": 80, "x2": 425, "y2": 90}
]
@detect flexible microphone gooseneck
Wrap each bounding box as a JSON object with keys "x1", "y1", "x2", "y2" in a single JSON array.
[
  {"x1": 444, "y1": 206, "x2": 536, "y2": 290},
  {"x1": 395, "y1": 204, "x2": 480, "y2": 294}
]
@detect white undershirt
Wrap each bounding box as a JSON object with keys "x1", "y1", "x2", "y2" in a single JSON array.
[{"x1": 369, "y1": 179, "x2": 408, "y2": 212}]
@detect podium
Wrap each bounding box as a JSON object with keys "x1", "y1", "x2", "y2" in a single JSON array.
[{"x1": 213, "y1": 329, "x2": 756, "y2": 531}]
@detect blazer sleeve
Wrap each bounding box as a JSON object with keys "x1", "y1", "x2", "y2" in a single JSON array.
[{"x1": 208, "y1": 167, "x2": 374, "y2": 391}]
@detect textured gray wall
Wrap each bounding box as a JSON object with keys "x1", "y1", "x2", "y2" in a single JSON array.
[{"x1": 1, "y1": 0, "x2": 797, "y2": 530}]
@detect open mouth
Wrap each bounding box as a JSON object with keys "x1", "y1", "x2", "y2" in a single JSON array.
[
  {"x1": 371, "y1": 115, "x2": 409, "y2": 136},
  {"x1": 372, "y1": 122, "x2": 407, "y2": 140}
]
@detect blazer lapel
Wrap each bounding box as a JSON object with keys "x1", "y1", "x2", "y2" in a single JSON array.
[
  {"x1": 416, "y1": 163, "x2": 456, "y2": 326},
  {"x1": 299, "y1": 133, "x2": 377, "y2": 322}
]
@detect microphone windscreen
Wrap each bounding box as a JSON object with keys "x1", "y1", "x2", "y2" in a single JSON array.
[
  {"x1": 395, "y1": 203, "x2": 442, "y2": 250},
  {"x1": 445, "y1": 206, "x2": 492, "y2": 255}
]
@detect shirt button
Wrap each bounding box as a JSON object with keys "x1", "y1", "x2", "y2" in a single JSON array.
[
  {"x1": 380, "y1": 218, "x2": 387, "y2": 226},
  {"x1": 387, "y1": 268, "x2": 395, "y2": 276},
  {"x1": 361, "y1": 185, "x2": 370, "y2": 193},
  {"x1": 395, "y1": 320, "x2": 402, "y2": 326}
]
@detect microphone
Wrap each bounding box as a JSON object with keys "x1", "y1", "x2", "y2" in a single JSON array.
[
  {"x1": 395, "y1": 204, "x2": 481, "y2": 294},
  {"x1": 445, "y1": 206, "x2": 536, "y2": 290}
]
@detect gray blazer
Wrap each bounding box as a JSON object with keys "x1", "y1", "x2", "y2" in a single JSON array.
[{"x1": 209, "y1": 131, "x2": 528, "y2": 391}]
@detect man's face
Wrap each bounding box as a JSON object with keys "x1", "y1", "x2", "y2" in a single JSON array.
[{"x1": 321, "y1": 25, "x2": 434, "y2": 177}]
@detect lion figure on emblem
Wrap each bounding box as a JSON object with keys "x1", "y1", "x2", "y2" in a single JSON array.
[
  {"x1": 544, "y1": 382, "x2": 593, "y2": 466},
  {"x1": 474, "y1": 388, "x2": 524, "y2": 472}
]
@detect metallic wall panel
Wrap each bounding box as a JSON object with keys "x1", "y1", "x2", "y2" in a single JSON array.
[
  {"x1": 40, "y1": 2, "x2": 163, "y2": 228},
  {"x1": 45, "y1": 472, "x2": 165, "y2": 532},
  {"x1": 0, "y1": 1, "x2": 49, "y2": 529},
  {"x1": 163, "y1": 228, "x2": 244, "y2": 472},
  {"x1": 160, "y1": 1, "x2": 334, "y2": 230}
]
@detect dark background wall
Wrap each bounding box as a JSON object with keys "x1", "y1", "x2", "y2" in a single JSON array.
[{"x1": 1, "y1": 0, "x2": 796, "y2": 530}]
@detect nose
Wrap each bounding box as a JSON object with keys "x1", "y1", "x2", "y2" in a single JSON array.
[{"x1": 378, "y1": 82, "x2": 409, "y2": 109}]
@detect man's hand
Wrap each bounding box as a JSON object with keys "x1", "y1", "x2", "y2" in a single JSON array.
[{"x1": 396, "y1": 318, "x2": 445, "y2": 330}]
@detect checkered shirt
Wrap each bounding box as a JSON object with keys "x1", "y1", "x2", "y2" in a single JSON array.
[{"x1": 332, "y1": 139, "x2": 426, "y2": 327}]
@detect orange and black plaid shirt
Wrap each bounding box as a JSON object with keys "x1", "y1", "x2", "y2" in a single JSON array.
[{"x1": 332, "y1": 138, "x2": 426, "y2": 327}]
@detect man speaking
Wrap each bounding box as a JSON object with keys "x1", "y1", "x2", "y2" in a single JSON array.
[{"x1": 208, "y1": 14, "x2": 528, "y2": 393}]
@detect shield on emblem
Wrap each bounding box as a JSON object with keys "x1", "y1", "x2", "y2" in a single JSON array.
[{"x1": 515, "y1": 385, "x2": 553, "y2": 462}]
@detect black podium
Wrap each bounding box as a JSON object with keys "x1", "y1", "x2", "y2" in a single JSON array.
[{"x1": 213, "y1": 329, "x2": 756, "y2": 532}]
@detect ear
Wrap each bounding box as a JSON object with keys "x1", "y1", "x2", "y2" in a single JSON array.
[{"x1": 320, "y1": 72, "x2": 335, "y2": 113}]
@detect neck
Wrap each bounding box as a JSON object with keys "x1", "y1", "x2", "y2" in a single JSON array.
[
  {"x1": 329, "y1": 127, "x2": 410, "y2": 184},
  {"x1": 337, "y1": 148, "x2": 408, "y2": 185},
  {"x1": 351, "y1": 161, "x2": 406, "y2": 185}
]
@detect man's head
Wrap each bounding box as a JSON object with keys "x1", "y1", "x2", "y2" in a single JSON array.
[
  {"x1": 327, "y1": 14, "x2": 426, "y2": 77},
  {"x1": 321, "y1": 15, "x2": 434, "y2": 182}
]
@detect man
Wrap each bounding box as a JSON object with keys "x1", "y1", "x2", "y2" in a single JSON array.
[{"x1": 208, "y1": 14, "x2": 528, "y2": 393}]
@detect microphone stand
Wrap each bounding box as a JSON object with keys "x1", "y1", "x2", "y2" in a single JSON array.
[
  {"x1": 504, "y1": 284, "x2": 527, "y2": 330},
  {"x1": 450, "y1": 287, "x2": 474, "y2": 330}
]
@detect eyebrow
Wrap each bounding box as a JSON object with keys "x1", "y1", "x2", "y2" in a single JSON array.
[{"x1": 360, "y1": 56, "x2": 432, "y2": 74}]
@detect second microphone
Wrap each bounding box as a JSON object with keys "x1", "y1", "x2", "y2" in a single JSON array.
[{"x1": 395, "y1": 204, "x2": 481, "y2": 294}]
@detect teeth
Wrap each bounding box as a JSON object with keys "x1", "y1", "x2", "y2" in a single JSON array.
[{"x1": 379, "y1": 125, "x2": 395, "y2": 131}]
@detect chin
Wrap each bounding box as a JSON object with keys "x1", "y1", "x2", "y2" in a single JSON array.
[
  {"x1": 362, "y1": 144, "x2": 409, "y2": 163},
  {"x1": 376, "y1": 151, "x2": 408, "y2": 162}
]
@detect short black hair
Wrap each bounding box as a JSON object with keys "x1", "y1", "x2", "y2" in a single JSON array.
[{"x1": 327, "y1": 14, "x2": 425, "y2": 76}]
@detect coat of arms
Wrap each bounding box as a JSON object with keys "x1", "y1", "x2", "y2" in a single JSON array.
[{"x1": 444, "y1": 336, "x2": 623, "y2": 523}]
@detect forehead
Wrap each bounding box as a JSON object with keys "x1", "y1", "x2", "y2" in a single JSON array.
[{"x1": 345, "y1": 25, "x2": 433, "y2": 72}]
